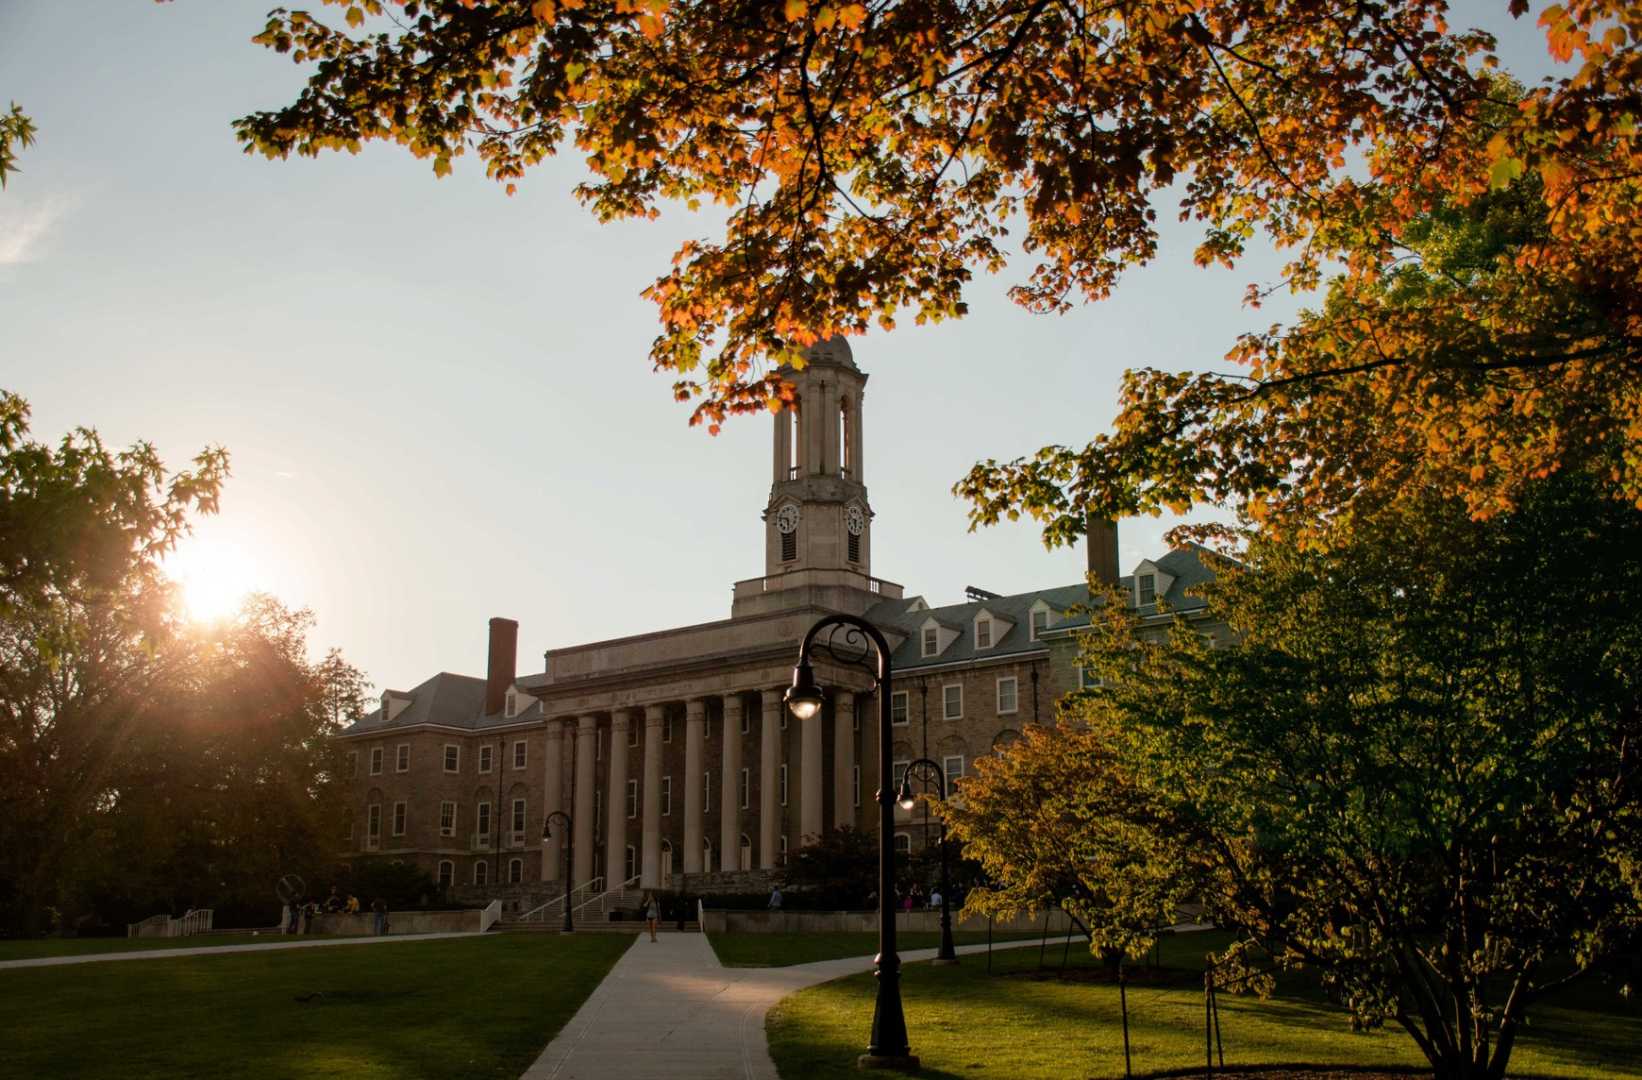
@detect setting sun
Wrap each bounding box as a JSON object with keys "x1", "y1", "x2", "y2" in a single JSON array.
[{"x1": 165, "y1": 538, "x2": 258, "y2": 622}]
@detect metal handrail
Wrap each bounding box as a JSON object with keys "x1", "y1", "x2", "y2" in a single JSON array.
[
  {"x1": 515, "y1": 876, "x2": 604, "y2": 922},
  {"x1": 568, "y1": 874, "x2": 642, "y2": 917}
]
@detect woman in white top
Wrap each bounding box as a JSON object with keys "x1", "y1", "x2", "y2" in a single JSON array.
[{"x1": 644, "y1": 894, "x2": 659, "y2": 942}]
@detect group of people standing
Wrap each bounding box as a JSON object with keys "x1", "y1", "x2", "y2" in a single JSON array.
[{"x1": 284, "y1": 886, "x2": 389, "y2": 935}]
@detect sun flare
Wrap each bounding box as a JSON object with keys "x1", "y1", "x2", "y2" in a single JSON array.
[{"x1": 166, "y1": 539, "x2": 258, "y2": 622}]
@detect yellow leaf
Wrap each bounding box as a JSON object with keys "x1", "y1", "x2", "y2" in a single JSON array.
[{"x1": 784, "y1": 0, "x2": 806, "y2": 22}]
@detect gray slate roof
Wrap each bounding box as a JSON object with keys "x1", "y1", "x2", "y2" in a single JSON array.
[
  {"x1": 867, "y1": 545, "x2": 1221, "y2": 672},
  {"x1": 341, "y1": 671, "x2": 543, "y2": 737}
]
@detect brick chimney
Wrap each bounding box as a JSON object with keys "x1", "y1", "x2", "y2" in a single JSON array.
[
  {"x1": 1086, "y1": 514, "x2": 1120, "y2": 587},
  {"x1": 485, "y1": 617, "x2": 518, "y2": 716}
]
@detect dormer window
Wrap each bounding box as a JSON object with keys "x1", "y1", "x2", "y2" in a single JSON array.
[
  {"x1": 1138, "y1": 573, "x2": 1157, "y2": 605},
  {"x1": 975, "y1": 617, "x2": 993, "y2": 649},
  {"x1": 922, "y1": 627, "x2": 938, "y2": 657},
  {"x1": 1031, "y1": 609, "x2": 1048, "y2": 640},
  {"x1": 505, "y1": 691, "x2": 517, "y2": 718}
]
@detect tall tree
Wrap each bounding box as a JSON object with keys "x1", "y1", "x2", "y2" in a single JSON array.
[
  {"x1": 0, "y1": 391, "x2": 227, "y2": 931},
  {"x1": 225, "y1": 1, "x2": 1642, "y2": 522},
  {"x1": 946, "y1": 478, "x2": 1642, "y2": 1080}
]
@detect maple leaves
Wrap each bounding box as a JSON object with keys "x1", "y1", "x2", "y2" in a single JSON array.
[{"x1": 232, "y1": 1, "x2": 1642, "y2": 537}]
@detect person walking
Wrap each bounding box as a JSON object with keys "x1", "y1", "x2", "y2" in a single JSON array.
[
  {"x1": 371, "y1": 896, "x2": 388, "y2": 936},
  {"x1": 767, "y1": 884, "x2": 783, "y2": 911},
  {"x1": 644, "y1": 894, "x2": 659, "y2": 943}
]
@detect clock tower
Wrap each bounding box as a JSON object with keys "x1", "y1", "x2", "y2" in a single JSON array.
[{"x1": 732, "y1": 337, "x2": 888, "y2": 618}]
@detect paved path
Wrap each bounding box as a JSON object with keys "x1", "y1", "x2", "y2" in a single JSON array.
[
  {"x1": 0, "y1": 930, "x2": 484, "y2": 970},
  {"x1": 522, "y1": 934, "x2": 1039, "y2": 1080}
]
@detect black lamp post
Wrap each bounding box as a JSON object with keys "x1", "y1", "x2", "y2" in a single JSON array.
[
  {"x1": 541, "y1": 811, "x2": 574, "y2": 933},
  {"x1": 897, "y1": 758, "x2": 956, "y2": 965},
  {"x1": 787, "y1": 615, "x2": 918, "y2": 1071}
]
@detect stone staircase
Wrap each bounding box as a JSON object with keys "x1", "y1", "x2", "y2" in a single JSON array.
[{"x1": 491, "y1": 877, "x2": 702, "y2": 933}]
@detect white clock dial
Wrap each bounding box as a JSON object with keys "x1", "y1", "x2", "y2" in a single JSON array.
[
  {"x1": 775, "y1": 504, "x2": 801, "y2": 534},
  {"x1": 845, "y1": 505, "x2": 865, "y2": 536}
]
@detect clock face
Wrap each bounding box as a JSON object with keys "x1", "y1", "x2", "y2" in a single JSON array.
[
  {"x1": 775, "y1": 503, "x2": 801, "y2": 534},
  {"x1": 845, "y1": 505, "x2": 865, "y2": 536}
]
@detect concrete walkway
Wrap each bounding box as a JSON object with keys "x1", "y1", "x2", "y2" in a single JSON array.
[
  {"x1": 522, "y1": 934, "x2": 1040, "y2": 1080},
  {"x1": 0, "y1": 930, "x2": 484, "y2": 970}
]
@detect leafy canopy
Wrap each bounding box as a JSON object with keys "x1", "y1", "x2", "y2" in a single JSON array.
[
  {"x1": 947, "y1": 477, "x2": 1642, "y2": 1080},
  {"x1": 229, "y1": 0, "x2": 1642, "y2": 517}
]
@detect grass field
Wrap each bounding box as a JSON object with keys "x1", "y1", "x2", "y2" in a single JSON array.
[
  {"x1": 767, "y1": 932, "x2": 1642, "y2": 1080},
  {"x1": 706, "y1": 929, "x2": 1045, "y2": 967},
  {"x1": 0, "y1": 933, "x2": 362, "y2": 962},
  {"x1": 0, "y1": 933, "x2": 633, "y2": 1080}
]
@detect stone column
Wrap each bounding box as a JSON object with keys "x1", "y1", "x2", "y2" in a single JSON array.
[
  {"x1": 833, "y1": 691, "x2": 856, "y2": 831},
  {"x1": 683, "y1": 699, "x2": 706, "y2": 874},
  {"x1": 801, "y1": 691, "x2": 825, "y2": 844},
  {"x1": 573, "y1": 715, "x2": 597, "y2": 885},
  {"x1": 640, "y1": 705, "x2": 665, "y2": 888},
  {"x1": 760, "y1": 688, "x2": 783, "y2": 869},
  {"x1": 720, "y1": 694, "x2": 743, "y2": 872},
  {"x1": 606, "y1": 710, "x2": 630, "y2": 887},
  {"x1": 543, "y1": 721, "x2": 565, "y2": 881}
]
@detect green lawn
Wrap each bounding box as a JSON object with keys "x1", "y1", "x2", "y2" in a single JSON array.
[
  {"x1": 0, "y1": 933, "x2": 354, "y2": 962},
  {"x1": 0, "y1": 933, "x2": 634, "y2": 1080},
  {"x1": 768, "y1": 932, "x2": 1642, "y2": 1080},
  {"x1": 707, "y1": 930, "x2": 1045, "y2": 968}
]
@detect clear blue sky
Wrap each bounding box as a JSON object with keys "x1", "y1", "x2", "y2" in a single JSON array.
[{"x1": 0, "y1": 1, "x2": 1564, "y2": 695}]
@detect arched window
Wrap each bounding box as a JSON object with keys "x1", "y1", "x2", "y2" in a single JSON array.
[
  {"x1": 739, "y1": 833, "x2": 752, "y2": 867},
  {"x1": 437, "y1": 860, "x2": 454, "y2": 889},
  {"x1": 839, "y1": 397, "x2": 851, "y2": 476},
  {"x1": 788, "y1": 398, "x2": 801, "y2": 478},
  {"x1": 778, "y1": 835, "x2": 788, "y2": 866},
  {"x1": 893, "y1": 832, "x2": 911, "y2": 855},
  {"x1": 624, "y1": 844, "x2": 637, "y2": 883},
  {"x1": 474, "y1": 860, "x2": 489, "y2": 886}
]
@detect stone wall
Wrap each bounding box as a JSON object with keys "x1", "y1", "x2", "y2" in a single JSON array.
[
  {"x1": 700, "y1": 907, "x2": 1077, "y2": 935},
  {"x1": 304, "y1": 908, "x2": 488, "y2": 936}
]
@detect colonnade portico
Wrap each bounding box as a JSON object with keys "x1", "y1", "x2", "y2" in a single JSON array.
[{"x1": 532, "y1": 672, "x2": 869, "y2": 892}]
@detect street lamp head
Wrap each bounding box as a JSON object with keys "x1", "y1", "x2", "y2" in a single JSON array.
[
  {"x1": 785, "y1": 659, "x2": 825, "y2": 721},
  {"x1": 542, "y1": 819, "x2": 554, "y2": 842},
  {"x1": 896, "y1": 774, "x2": 917, "y2": 811}
]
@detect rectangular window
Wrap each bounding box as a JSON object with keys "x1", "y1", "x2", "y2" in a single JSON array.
[
  {"x1": 943, "y1": 683, "x2": 963, "y2": 721},
  {"x1": 438, "y1": 861, "x2": 454, "y2": 889},
  {"x1": 513, "y1": 740, "x2": 527, "y2": 770},
  {"x1": 347, "y1": 751, "x2": 358, "y2": 778},
  {"x1": 1078, "y1": 665, "x2": 1103, "y2": 690},
  {"x1": 740, "y1": 710, "x2": 751, "y2": 735},
  {"x1": 443, "y1": 744, "x2": 460, "y2": 773},
  {"x1": 704, "y1": 770, "x2": 712, "y2": 811},
  {"x1": 628, "y1": 723, "x2": 639, "y2": 748},
  {"x1": 477, "y1": 802, "x2": 492, "y2": 837},
  {"x1": 1139, "y1": 573, "x2": 1157, "y2": 605},
  {"x1": 439, "y1": 801, "x2": 456, "y2": 837},
  {"x1": 369, "y1": 747, "x2": 383, "y2": 776},
  {"x1": 474, "y1": 861, "x2": 488, "y2": 886},
  {"x1": 922, "y1": 627, "x2": 938, "y2": 656},
  {"x1": 479, "y1": 745, "x2": 494, "y2": 774},
  {"x1": 739, "y1": 767, "x2": 750, "y2": 809},
  {"x1": 890, "y1": 691, "x2": 909, "y2": 726},
  {"x1": 943, "y1": 755, "x2": 966, "y2": 786},
  {"x1": 512, "y1": 798, "x2": 526, "y2": 837},
  {"x1": 781, "y1": 530, "x2": 797, "y2": 561},
  {"x1": 848, "y1": 532, "x2": 860, "y2": 563},
  {"x1": 997, "y1": 676, "x2": 1019, "y2": 715},
  {"x1": 893, "y1": 759, "x2": 910, "y2": 791},
  {"x1": 368, "y1": 803, "x2": 382, "y2": 838},
  {"x1": 505, "y1": 691, "x2": 517, "y2": 717},
  {"x1": 778, "y1": 835, "x2": 788, "y2": 866},
  {"x1": 391, "y1": 801, "x2": 406, "y2": 837},
  {"x1": 852, "y1": 765, "x2": 860, "y2": 807},
  {"x1": 1031, "y1": 609, "x2": 1048, "y2": 640},
  {"x1": 662, "y1": 776, "x2": 672, "y2": 816},
  {"x1": 779, "y1": 763, "x2": 788, "y2": 806},
  {"x1": 508, "y1": 857, "x2": 523, "y2": 884},
  {"x1": 664, "y1": 715, "x2": 673, "y2": 743},
  {"x1": 626, "y1": 779, "x2": 638, "y2": 819},
  {"x1": 594, "y1": 790, "x2": 602, "y2": 837},
  {"x1": 975, "y1": 618, "x2": 992, "y2": 649},
  {"x1": 396, "y1": 744, "x2": 410, "y2": 772}
]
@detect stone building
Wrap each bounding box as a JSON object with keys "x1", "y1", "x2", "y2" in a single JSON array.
[{"x1": 336, "y1": 340, "x2": 1226, "y2": 894}]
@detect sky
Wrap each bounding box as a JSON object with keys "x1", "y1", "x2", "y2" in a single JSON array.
[{"x1": 0, "y1": 1, "x2": 1567, "y2": 695}]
